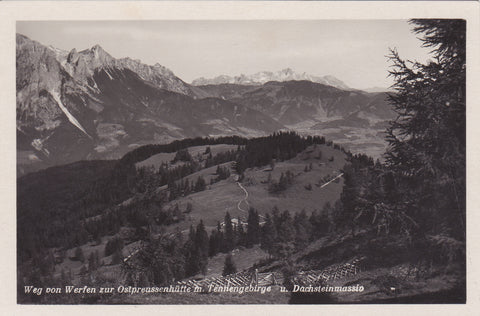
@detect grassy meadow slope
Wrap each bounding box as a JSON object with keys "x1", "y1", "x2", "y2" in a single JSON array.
[{"x1": 152, "y1": 143, "x2": 345, "y2": 233}]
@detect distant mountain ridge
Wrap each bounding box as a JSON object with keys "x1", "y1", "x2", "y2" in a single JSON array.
[
  {"x1": 198, "y1": 80, "x2": 394, "y2": 159},
  {"x1": 16, "y1": 34, "x2": 282, "y2": 175},
  {"x1": 362, "y1": 87, "x2": 392, "y2": 93},
  {"x1": 198, "y1": 80, "x2": 393, "y2": 125},
  {"x1": 191, "y1": 68, "x2": 351, "y2": 90}
]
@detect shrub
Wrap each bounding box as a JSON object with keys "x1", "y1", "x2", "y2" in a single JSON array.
[
  {"x1": 104, "y1": 237, "x2": 124, "y2": 257},
  {"x1": 74, "y1": 247, "x2": 85, "y2": 262}
]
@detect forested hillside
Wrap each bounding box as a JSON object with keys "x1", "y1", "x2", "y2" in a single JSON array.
[{"x1": 18, "y1": 132, "x2": 351, "y2": 302}]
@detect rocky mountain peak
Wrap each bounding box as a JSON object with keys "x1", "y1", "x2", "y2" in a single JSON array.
[
  {"x1": 80, "y1": 44, "x2": 114, "y2": 69},
  {"x1": 66, "y1": 48, "x2": 78, "y2": 63},
  {"x1": 17, "y1": 33, "x2": 205, "y2": 101}
]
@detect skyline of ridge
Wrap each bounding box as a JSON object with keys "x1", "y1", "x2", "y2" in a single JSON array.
[{"x1": 16, "y1": 20, "x2": 431, "y2": 90}]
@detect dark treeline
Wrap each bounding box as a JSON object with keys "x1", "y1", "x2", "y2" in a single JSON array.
[
  {"x1": 17, "y1": 160, "x2": 118, "y2": 261},
  {"x1": 234, "y1": 132, "x2": 327, "y2": 174},
  {"x1": 212, "y1": 165, "x2": 231, "y2": 182},
  {"x1": 207, "y1": 206, "x2": 333, "y2": 261},
  {"x1": 122, "y1": 219, "x2": 216, "y2": 286},
  {"x1": 135, "y1": 162, "x2": 200, "y2": 195},
  {"x1": 205, "y1": 150, "x2": 238, "y2": 169},
  {"x1": 120, "y1": 135, "x2": 248, "y2": 166},
  {"x1": 136, "y1": 149, "x2": 237, "y2": 199},
  {"x1": 122, "y1": 204, "x2": 334, "y2": 287}
]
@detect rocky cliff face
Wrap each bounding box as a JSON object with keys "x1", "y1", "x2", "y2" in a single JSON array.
[
  {"x1": 45, "y1": 42, "x2": 201, "y2": 98},
  {"x1": 115, "y1": 58, "x2": 208, "y2": 98},
  {"x1": 17, "y1": 34, "x2": 65, "y2": 128},
  {"x1": 16, "y1": 34, "x2": 95, "y2": 169}
]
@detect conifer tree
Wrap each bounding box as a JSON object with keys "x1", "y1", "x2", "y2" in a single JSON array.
[
  {"x1": 224, "y1": 212, "x2": 234, "y2": 251},
  {"x1": 246, "y1": 208, "x2": 261, "y2": 247},
  {"x1": 216, "y1": 221, "x2": 225, "y2": 253},
  {"x1": 184, "y1": 225, "x2": 199, "y2": 276},
  {"x1": 111, "y1": 249, "x2": 123, "y2": 265},
  {"x1": 195, "y1": 220, "x2": 209, "y2": 275},
  {"x1": 261, "y1": 213, "x2": 277, "y2": 258},
  {"x1": 209, "y1": 230, "x2": 219, "y2": 257},
  {"x1": 88, "y1": 252, "x2": 97, "y2": 272},
  {"x1": 386, "y1": 19, "x2": 466, "y2": 239},
  {"x1": 222, "y1": 254, "x2": 237, "y2": 276},
  {"x1": 237, "y1": 221, "x2": 246, "y2": 247},
  {"x1": 74, "y1": 247, "x2": 85, "y2": 263},
  {"x1": 294, "y1": 209, "x2": 311, "y2": 249},
  {"x1": 193, "y1": 176, "x2": 206, "y2": 192}
]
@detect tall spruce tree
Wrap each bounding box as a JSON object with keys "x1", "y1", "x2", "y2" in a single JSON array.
[
  {"x1": 386, "y1": 19, "x2": 466, "y2": 239},
  {"x1": 224, "y1": 212, "x2": 234, "y2": 251},
  {"x1": 195, "y1": 220, "x2": 209, "y2": 275},
  {"x1": 246, "y1": 208, "x2": 261, "y2": 247},
  {"x1": 184, "y1": 225, "x2": 199, "y2": 276},
  {"x1": 222, "y1": 254, "x2": 237, "y2": 276},
  {"x1": 294, "y1": 209, "x2": 311, "y2": 249},
  {"x1": 261, "y1": 213, "x2": 277, "y2": 258}
]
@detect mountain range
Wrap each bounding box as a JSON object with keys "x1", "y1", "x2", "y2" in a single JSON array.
[
  {"x1": 191, "y1": 68, "x2": 351, "y2": 90},
  {"x1": 16, "y1": 33, "x2": 394, "y2": 175}
]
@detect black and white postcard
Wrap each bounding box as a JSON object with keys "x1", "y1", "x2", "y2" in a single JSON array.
[{"x1": 1, "y1": 0, "x2": 479, "y2": 314}]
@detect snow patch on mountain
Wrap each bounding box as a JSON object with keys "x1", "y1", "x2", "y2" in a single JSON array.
[
  {"x1": 50, "y1": 90, "x2": 91, "y2": 138},
  {"x1": 104, "y1": 68, "x2": 114, "y2": 80},
  {"x1": 192, "y1": 68, "x2": 351, "y2": 90},
  {"x1": 31, "y1": 138, "x2": 50, "y2": 157}
]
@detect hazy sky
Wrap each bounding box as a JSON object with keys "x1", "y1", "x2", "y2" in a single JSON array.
[{"x1": 17, "y1": 20, "x2": 432, "y2": 89}]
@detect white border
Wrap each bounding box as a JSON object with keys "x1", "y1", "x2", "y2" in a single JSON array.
[{"x1": 1, "y1": 1, "x2": 479, "y2": 315}]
